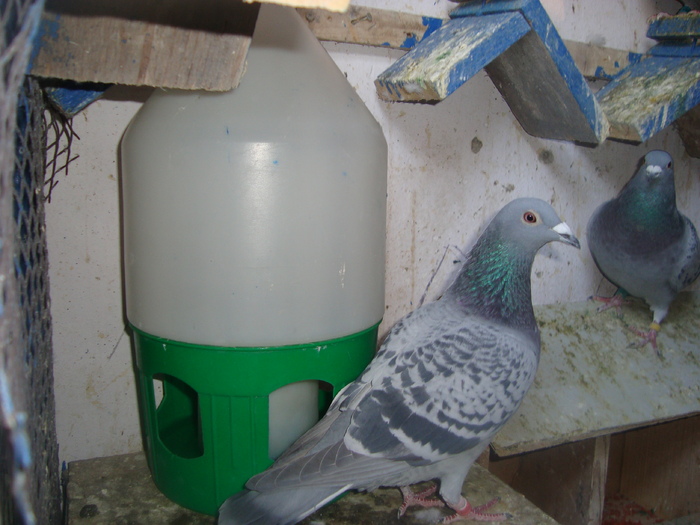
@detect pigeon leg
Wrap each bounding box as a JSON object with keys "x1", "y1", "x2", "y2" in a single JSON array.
[
  {"x1": 627, "y1": 322, "x2": 662, "y2": 357},
  {"x1": 591, "y1": 294, "x2": 629, "y2": 316},
  {"x1": 442, "y1": 497, "x2": 510, "y2": 523},
  {"x1": 398, "y1": 484, "x2": 445, "y2": 517}
]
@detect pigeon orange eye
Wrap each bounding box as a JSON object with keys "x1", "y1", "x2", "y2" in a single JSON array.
[
  {"x1": 523, "y1": 212, "x2": 537, "y2": 224},
  {"x1": 667, "y1": 161, "x2": 672, "y2": 169}
]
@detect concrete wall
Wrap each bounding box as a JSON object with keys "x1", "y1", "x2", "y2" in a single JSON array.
[{"x1": 46, "y1": 0, "x2": 698, "y2": 464}]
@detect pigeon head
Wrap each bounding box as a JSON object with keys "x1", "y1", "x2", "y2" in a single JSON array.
[
  {"x1": 617, "y1": 150, "x2": 679, "y2": 232},
  {"x1": 489, "y1": 197, "x2": 581, "y2": 252},
  {"x1": 447, "y1": 198, "x2": 579, "y2": 331}
]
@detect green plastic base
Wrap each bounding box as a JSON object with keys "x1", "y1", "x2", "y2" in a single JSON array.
[{"x1": 132, "y1": 324, "x2": 378, "y2": 516}]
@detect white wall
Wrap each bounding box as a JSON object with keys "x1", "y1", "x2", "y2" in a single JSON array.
[{"x1": 47, "y1": 0, "x2": 698, "y2": 464}]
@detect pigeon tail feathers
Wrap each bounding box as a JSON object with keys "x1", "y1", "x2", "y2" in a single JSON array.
[{"x1": 218, "y1": 485, "x2": 347, "y2": 525}]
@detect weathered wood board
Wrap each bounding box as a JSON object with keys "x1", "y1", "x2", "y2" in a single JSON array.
[
  {"x1": 298, "y1": 5, "x2": 444, "y2": 49},
  {"x1": 31, "y1": 0, "x2": 260, "y2": 91},
  {"x1": 374, "y1": 0, "x2": 608, "y2": 144},
  {"x1": 301, "y1": 5, "x2": 639, "y2": 80},
  {"x1": 374, "y1": 12, "x2": 530, "y2": 102},
  {"x1": 66, "y1": 452, "x2": 561, "y2": 524},
  {"x1": 493, "y1": 292, "x2": 700, "y2": 457},
  {"x1": 647, "y1": 12, "x2": 700, "y2": 40},
  {"x1": 485, "y1": 29, "x2": 606, "y2": 144},
  {"x1": 450, "y1": 0, "x2": 609, "y2": 144},
  {"x1": 597, "y1": 56, "x2": 700, "y2": 143}
]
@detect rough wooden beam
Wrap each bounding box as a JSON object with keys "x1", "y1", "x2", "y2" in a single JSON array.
[
  {"x1": 564, "y1": 40, "x2": 641, "y2": 80},
  {"x1": 298, "y1": 5, "x2": 444, "y2": 49},
  {"x1": 31, "y1": 0, "x2": 259, "y2": 91},
  {"x1": 300, "y1": 5, "x2": 639, "y2": 80}
]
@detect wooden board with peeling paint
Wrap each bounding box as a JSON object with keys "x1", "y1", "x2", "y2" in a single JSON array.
[
  {"x1": 493, "y1": 292, "x2": 700, "y2": 457},
  {"x1": 597, "y1": 56, "x2": 700, "y2": 143},
  {"x1": 374, "y1": 12, "x2": 529, "y2": 102}
]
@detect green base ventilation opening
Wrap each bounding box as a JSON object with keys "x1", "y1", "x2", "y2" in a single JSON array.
[{"x1": 132, "y1": 324, "x2": 378, "y2": 516}]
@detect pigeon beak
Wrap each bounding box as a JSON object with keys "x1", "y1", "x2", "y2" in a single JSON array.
[{"x1": 552, "y1": 222, "x2": 580, "y2": 249}]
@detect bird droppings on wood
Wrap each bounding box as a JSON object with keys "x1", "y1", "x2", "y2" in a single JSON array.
[
  {"x1": 494, "y1": 292, "x2": 700, "y2": 457},
  {"x1": 66, "y1": 453, "x2": 560, "y2": 524}
]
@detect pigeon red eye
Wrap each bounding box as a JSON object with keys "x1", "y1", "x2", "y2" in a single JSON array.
[
  {"x1": 523, "y1": 212, "x2": 537, "y2": 224},
  {"x1": 667, "y1": 161, "x2": 672, "y2": 169}
]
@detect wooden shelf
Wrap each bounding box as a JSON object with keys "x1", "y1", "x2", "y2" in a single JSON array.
[
  {"x1": 485, "y1": 292, "x2": 700, "y2": 525},
  {"x1": 496, "y1": 292, "x2": 700, "y2": 456},
  {"x1": 65, "y1": 452, "x2": 561, "y2": 524}
]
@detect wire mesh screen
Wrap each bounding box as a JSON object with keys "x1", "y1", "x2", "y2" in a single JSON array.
[{"x1": 1, "y1": 0, "x2": 62, "y2": 523}]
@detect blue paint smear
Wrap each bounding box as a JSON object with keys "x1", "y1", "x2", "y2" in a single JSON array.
[
  {"x1": 628, "y1": 52, "x2": 643, "y2": 66},
  {"x1": 225, "y1": 126, "x2": 230, "y2": 135},
  {"x1": 401, "y1": 34, "x2": 418, "y2": 49},
  {"x1": 272, "y1": 160, "x2": 279, "y2": 165},
  {"x1": 422, "y1": 16, "x2": 444, "y2": 38},
  {"x1": 594, "y1": 66, "x2": 614, "y2": 81},
  {"x1": 399, "y1": 16, "x2": 443, "y2": 49},
  {"x1": 44, "y1": 81, "x2": 110, "y2": 117}
]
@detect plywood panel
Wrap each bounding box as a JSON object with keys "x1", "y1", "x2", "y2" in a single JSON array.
[
  {"x1": 619, "y1": 417, "x2": 700, "y2": 519},
  {"x1": 490, "y1": 436, "x2": 609, "y2": 525}
]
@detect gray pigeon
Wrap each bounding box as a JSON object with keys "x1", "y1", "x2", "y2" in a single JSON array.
[
  {"x1": 587, "y1": 150, "x2": 700, "y2": 351},
  {"x1": 218, "y1": 198, "x2": 580, "y2": 525}
]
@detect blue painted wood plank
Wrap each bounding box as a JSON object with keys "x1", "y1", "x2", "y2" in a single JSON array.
[
  {"x1": 43, "y1": 81, "x2": 110, "y2": 117},
  {"x1": 648, "y1": 42, "x2": 700, "y2": 57},
  {"x1": 451, "y1": 0, "x2": 608, "y2": 143},
  {"x1": 647, "y1": 13, "x2": 700, "y2": 40},
  {"x1": 597, "y1": 55, "x2": 700, "y2": 142},
  {"x1": 375, "y1": 11, "x2": 530, "y2": 101}
]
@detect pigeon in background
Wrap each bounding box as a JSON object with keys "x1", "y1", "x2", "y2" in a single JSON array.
[
  {"x1": 587, "y1": 150, "x2": 700, "y2": 352},
  {"x1": 218, "y1": 198, "x2": 580, "y2": 525}
]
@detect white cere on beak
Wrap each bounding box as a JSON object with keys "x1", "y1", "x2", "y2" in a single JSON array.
[
  {"x1": 646, "y1": 165, "x2": 663, "y2": 175},
  {"x1": 552, "y1": 222, "x2": 580, "y2": 249},
  {"x1": 553, "y1": 222, "x2": 574, "y2": 237}
]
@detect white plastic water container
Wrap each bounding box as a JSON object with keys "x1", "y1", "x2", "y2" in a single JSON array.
[
  {"x1": 121, "y1": 4, "x2": 387, "y2": 348},
  {"x1": 119, "y1": 5, "x2": 387, "y2": 513}
]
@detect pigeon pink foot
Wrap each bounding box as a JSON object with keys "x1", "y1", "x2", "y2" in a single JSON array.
[
  {"x1": 398, "y1": 484, "x2": 444, "y2": 517},
  {"x1": 442, "y1": 496, "x2": 510, "y2": 523},
  {"x1": 591, "y1": 294, "x2": 629, "y2": 316},
  {"x1": 627, "y1": 323, "x2": 662, "y2": 357}
]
